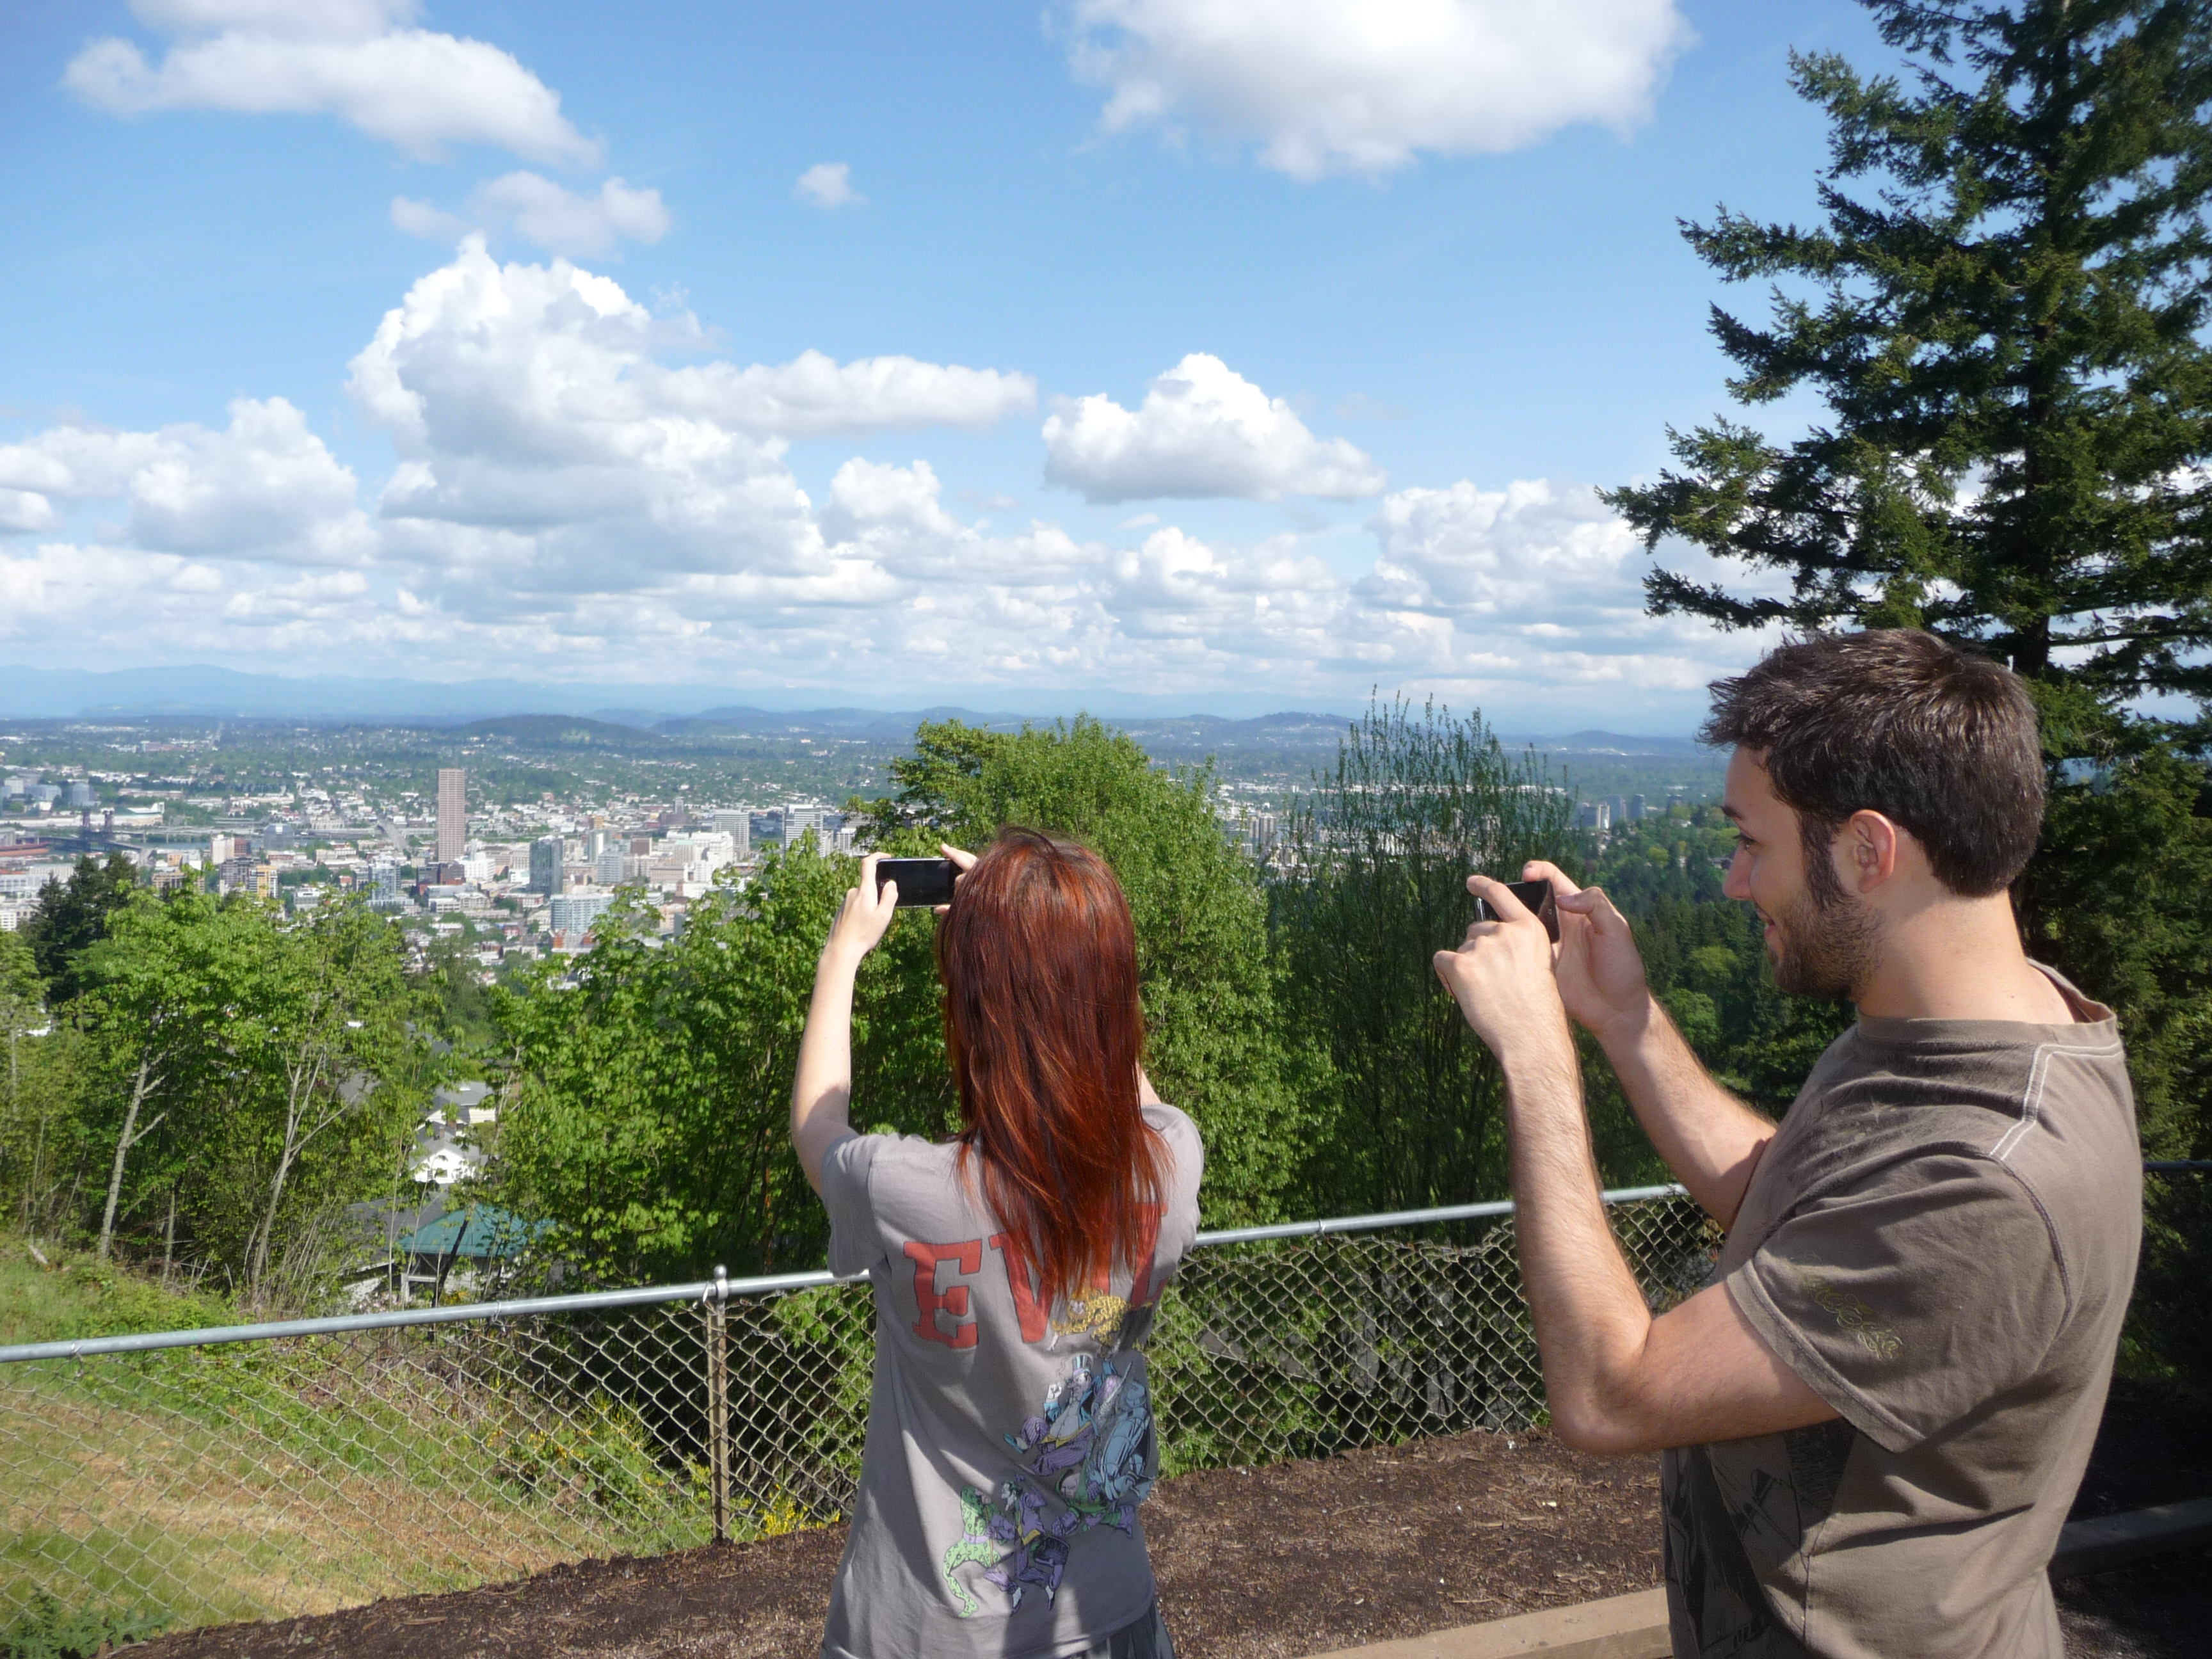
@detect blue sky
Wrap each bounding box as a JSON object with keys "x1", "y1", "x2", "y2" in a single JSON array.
[{"x1": 0, "y1": 1, "x2": 1894, "y2": 727}]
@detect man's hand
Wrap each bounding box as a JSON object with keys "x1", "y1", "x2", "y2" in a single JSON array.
[
  {"x1": 1526, "y1": 860, "x2": 1776, "y2": 1229},
  {"x1": 1525, "y1": 860, "x2": 1653, "y2": 1046},
  {"x1": 1433, "y1": 874, "x2": 1576, "y2": 1068}
]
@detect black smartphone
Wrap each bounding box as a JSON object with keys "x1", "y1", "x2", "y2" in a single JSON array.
[
  {"x1": 1475, "y1": 878, "x2": 1561, "y2": 942},
  {"x1": 874, "y1": 856, "x2": 959, "y2": 908}
]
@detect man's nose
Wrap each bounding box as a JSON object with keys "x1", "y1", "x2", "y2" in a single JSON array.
[{"x1": 1722, "y1": 848, "x2": 1751, "y2": 901}]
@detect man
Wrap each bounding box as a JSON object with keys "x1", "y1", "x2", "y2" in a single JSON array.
[{"x1": 1433, "y1": 630, "x2": 2140, "y2": 1659}]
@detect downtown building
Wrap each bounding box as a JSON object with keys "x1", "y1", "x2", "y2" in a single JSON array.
[{"x1": 436, "y1": 769, "x2": 467, "y2": 866}]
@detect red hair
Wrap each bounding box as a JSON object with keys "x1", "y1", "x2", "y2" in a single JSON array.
[{"x1": 938, "y1": 828, "x2": 1167, "y2": 1309}]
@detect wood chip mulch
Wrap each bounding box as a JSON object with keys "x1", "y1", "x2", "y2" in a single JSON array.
[
  {"x1": 135, "y1": 1428, "x2": 1658, "y2": 1659},
  {"x1": 130, "y1": 1381, "x2": 2212, "y2": 1659}
]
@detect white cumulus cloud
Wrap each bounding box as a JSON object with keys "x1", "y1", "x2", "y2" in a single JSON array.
[
  {"x1": 340, "y1": 242, "x2": 1037, "y2": 604},
  {"x1": 391, "y1": 175, "x2": 672, "y2": 255},
  {"x1": 0, "y1": 490, "x2": 60, "y2": 534},
  {"x1": 349, "y1": 241, "x2": 1034, "y2": 461},
  {"x1": 1043, "y1": 353, "x2": 1386, "y2": 503},
  {"x1": 0, "y1": 244, "x2": 1767, "y2": 708},
  {"x1": 65, "y1": 0, "x2": 602, "y2": 166},
  {"x1": 0, "y1": 399, "x2": 373, "y2": 565},
  {"x1": 794, "y1": 162, "x2": 865, "y2": 209},
  {"x1": 469, "y1": 172, "x2": 671, "y2": 255},
  {"x1": 1360, "y1": 476, "x2": 1641, "y2": 621},
  {"x1": 1065, "y1": 0, "x2": 1692, "y2": 178},
  {"x1": 390, "y1": 195, "x2": 474, "y2": 243}
]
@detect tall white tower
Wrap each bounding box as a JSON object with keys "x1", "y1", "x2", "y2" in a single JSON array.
[{"x1": 436, "y1": 768, "x2": 467, "y2": 865}]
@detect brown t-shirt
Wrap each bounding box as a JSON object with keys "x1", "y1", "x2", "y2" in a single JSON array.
[{"x1": 1662, "y1": 968, "x2": 2140, "y2": 1659}]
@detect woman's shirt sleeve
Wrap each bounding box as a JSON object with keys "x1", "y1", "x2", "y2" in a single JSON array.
[{"x1": 818, "y1": 1131, "x2": 888, "y2": 1277}]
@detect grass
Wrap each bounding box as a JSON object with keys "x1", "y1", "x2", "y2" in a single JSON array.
[
  {"x1": 1, "y1": 1240, "x2": 732, "y2": 1633},
  {"x1": 0, "y1": 1238, "x2": 234, "y2": 1350}
]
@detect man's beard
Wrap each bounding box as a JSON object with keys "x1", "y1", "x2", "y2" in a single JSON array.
[{"x1": 1767, "y1": 886, "x2": 1880, "y2": 1000}]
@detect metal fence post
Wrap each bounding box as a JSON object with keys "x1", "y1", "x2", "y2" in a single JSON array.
[{"x1": 706, "y1": 1264, "x2": 730, "y2": 1545}]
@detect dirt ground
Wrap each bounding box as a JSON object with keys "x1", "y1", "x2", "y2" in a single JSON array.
[{"x1": 138, "y1": 1384, "x2": 2208, "y2": 1659}]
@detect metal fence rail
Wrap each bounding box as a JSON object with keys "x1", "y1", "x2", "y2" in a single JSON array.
[{"x1": 0, "y1": 1186, "x2": 1711, "y2": 1637}]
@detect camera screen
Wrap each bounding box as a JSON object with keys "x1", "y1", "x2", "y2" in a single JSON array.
[{"x1": 875, "y1": 857, "x2": 958, "y2": 908}]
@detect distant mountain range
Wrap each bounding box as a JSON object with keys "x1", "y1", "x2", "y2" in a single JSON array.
[{"x1": 0, "y1": 664, "x2": 1706, "y2": 752}]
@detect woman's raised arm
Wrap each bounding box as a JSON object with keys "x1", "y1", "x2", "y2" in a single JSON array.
[{"x1": 790, "y1": 853, "x2": 899, "y2": 1192}]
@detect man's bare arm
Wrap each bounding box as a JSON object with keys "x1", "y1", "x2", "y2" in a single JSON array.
[
  {"x1": 1435, "y1": 881, "x2": 1836, "y2": 1454},
  {"x1": 1584, "y1": 983, "x2": 1775, "y2": 1229},
  {"x1": 1527, "y1": 861, "x2": 1776, "y2": 1228}
]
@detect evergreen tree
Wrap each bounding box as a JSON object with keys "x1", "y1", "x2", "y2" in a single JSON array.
[
  {"x1": 1606, "y1": 0, "x2": 2212, "y2": 1383},
  {"x1": 1609, "y1": 0, "x2": 2212, "y2": 709},
  {"x1": 1607, "y1": 3, "x2": 2212, "y2": 1107},
  {"x1": 21, "y1": 853, "x2": 141, "y2": 1004}
]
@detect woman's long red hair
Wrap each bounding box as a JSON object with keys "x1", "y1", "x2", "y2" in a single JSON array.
[{"x1": 938, "y1": 828, "x2": 1166, "y2": 1308}]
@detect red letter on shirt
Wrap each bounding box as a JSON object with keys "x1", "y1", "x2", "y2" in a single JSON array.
[
  {"x1": 904, "y1": 1239, "x2": 981, "y2": 1349},
  {"x1": 988, "y1": 1233, "x2": 1050, "y2": 1343},
  {"x1": 992, "y1": 1202, "x2": 1167, "y2": 1345}
]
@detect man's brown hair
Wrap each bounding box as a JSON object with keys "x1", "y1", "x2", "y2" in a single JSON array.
[{"x1": 1700, "y1": 629, "x2": 2044, "y2": 900}]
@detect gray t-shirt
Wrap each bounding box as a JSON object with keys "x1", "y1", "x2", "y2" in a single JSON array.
[
  {"x1": 817, "y1": 1104, "x2": 1204, "y2": 1659},
  {"x1": 1663, "y1": 968, "x2": 2140, "y2": 1659}
]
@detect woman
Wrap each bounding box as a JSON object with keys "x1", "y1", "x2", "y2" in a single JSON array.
[{"x1": 790, "y1": 829, "x2": 1203, "y2": 1659}]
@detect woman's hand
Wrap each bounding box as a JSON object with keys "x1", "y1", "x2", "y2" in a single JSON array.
[
  {"x1": 933, "y1": 842, "x2": 977, "y2": 915},
  {"x1": 822, "y1": 852, "x2": 899, "y2": 970},
  {"x1": 794, "y1": 853, "x2": 904, "y2": 1193}
]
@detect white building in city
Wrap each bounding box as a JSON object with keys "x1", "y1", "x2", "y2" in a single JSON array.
[
  {"x1": 549, "y1": 888, "x2": 615, "y2": 934},
  {"x1": 782, "y1": 803, "x2": 832, "y2": 849},
  {"x1": 711, "y1": 808, "x2": 753, "y2": 855},
  {"x1": 436, "y1": 769, "x2": 467, "y2": 865}
]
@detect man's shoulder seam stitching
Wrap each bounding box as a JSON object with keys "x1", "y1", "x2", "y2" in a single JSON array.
[{"x1": 1987, "y1": 1036, "x2": 2124, "y2": 1164}]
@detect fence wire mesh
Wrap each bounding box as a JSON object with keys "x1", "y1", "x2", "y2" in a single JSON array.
[{"x1": 0, "y1": 1192, "x2": 1712, "y2": 1637}]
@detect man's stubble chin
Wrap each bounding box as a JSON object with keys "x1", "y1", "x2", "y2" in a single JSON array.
[{"x1": 1770, "y1": 888, "x2": 1882, "y2": 1002}]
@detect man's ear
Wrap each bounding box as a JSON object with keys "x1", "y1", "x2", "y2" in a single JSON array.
[{"x1": 1840, "y1": 810, "x2": 1901, "y2": 894}]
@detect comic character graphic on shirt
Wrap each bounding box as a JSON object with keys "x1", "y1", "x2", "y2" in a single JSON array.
[
  {"x1": 942, "y1": 1349, "x2": 1159, "y2": 1616},
  {"x1": 914, "y1": 1217, "x2": 1169, "y2": 1619},
  {"x1": 942, "y1": 1484, "x2": 999, "y2": 1617}
]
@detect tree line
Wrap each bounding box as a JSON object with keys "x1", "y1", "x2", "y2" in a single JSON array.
[
  {"x1": 0, "y1": 702, "x2": 1694, "y2": 1301},
  {"x1": 2, "y1": 856, "x2": 433, "y2": 1312}
]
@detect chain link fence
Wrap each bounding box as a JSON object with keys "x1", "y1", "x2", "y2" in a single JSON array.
[{"x1": 0, "y1": 1186, "x2": 1706, "y2": 1639}]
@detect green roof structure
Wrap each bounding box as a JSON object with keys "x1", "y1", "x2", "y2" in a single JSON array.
[{"x1": 395, "y1": 1205, "x2": 550, "y2": 1262}]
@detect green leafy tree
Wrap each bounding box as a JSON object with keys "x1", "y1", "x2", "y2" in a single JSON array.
[
  {"x1": 867, "y1": 716, "x2": 1311, "y2": 1221},
  {"x1": 492, "y1": 847, "x2": 948, "y2": 1283},
  {"x1": 0, "y1": 926, "x2": 83, "y2": 1238},
  {"x1": 75, "y1": 892, "x2": 255, "y2": 1261},
  {"x1": 228, "y1": 898, "x2": 418, "y2": 1308},
  {"x1": 0, "y1": 926, "x2": 42, "y2": 1105}
]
